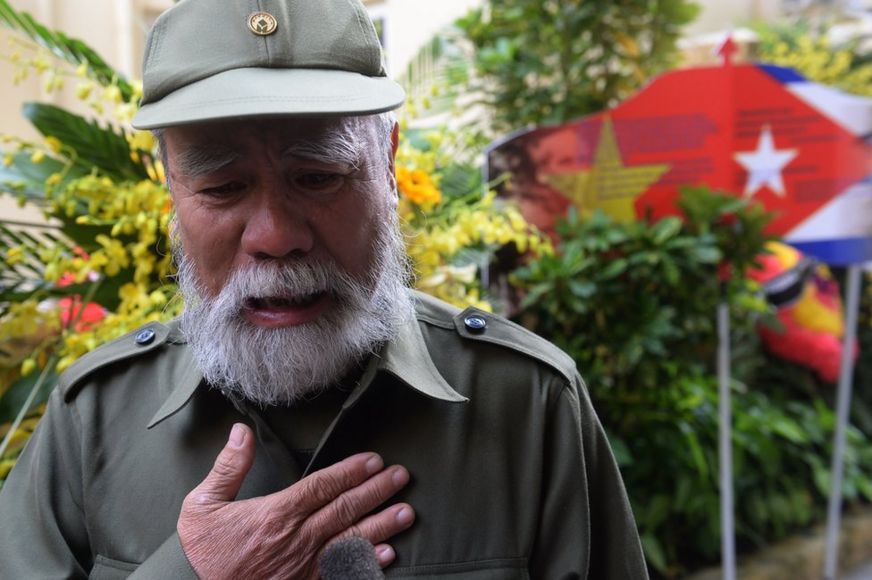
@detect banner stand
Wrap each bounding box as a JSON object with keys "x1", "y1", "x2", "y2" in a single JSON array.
[
  {"x1": 823, "y1": 265, "x2": 862, "y2": 580},
  {"x1": 717, "y1": 283, "x2": 736, "y2": 580}
]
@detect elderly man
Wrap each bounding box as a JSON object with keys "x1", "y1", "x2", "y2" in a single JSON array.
[{"x1": 0, "y1": 0, "x2": 648, "y2": 578}]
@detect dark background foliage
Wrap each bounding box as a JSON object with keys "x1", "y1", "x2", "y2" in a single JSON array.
[{"x1": 511, "y1": 189, "x2": 872, "y2": 577}]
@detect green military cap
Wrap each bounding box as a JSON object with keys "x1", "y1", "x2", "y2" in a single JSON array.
[{"x1": 132, "y1": 0, "x2": 405, "y2": 129}]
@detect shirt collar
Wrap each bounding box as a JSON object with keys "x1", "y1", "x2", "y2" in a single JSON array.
[
  {"x1": 147, "y1": 312, "x2": 466, "y2": 428},
  {"x1": 147, "y1": 322, "x2": 203, "y2": 429},
  {"x1": 368, "y1": 311, "x2": 468, "y2": 403}
]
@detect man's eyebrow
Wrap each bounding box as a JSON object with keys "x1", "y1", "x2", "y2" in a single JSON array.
[
  {"x1": 172, "y1": 145, "x2": 240, "y2": 178},
  {"x1": 281, "y1": 134, "x2": 361, "y2": 170}
]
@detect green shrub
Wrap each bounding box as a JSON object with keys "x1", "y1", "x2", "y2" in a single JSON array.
[
  {"x1": 512, "y1": 188, "x2": 872, "y2": 577},
  {"x1": 456, "y1": 0, "x2": 699, "y2": 133}
]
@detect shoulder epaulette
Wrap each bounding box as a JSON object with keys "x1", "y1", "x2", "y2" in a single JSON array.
[
  {"x1": 413, "y1": 290, "x2": 461, "y2": 327},
  {"x1": 452, "y1": 306, "x2": 578, "y2": 385},
  {"x1": 60, "y1": 321, "x2": 172, "y2": 402}
]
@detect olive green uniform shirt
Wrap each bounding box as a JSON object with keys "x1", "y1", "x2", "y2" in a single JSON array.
[{"x1": 0, "y1": 292, "x2": 648, "y2": 579}]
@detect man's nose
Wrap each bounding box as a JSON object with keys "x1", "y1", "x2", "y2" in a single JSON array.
[{"x1": 240, "y1": 192, "x2": 314, "y2": 259}]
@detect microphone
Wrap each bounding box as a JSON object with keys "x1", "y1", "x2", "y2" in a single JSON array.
[{"x1": 319, "y1": 536, "x2": 385, "y2": 580}]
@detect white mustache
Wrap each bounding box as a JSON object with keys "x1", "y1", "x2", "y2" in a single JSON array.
[{"x1": 226, "y1": 261, "x2": 336, "y2": 302}]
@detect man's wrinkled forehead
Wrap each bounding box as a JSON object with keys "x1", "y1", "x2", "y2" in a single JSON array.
[{"x1": 164, "y1": 116, "x2": 375, "y2": 175}]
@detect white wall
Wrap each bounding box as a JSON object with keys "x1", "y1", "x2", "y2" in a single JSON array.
[
  {"x1": 366, "y1": 0, "x2": 481, "y2": 78},
  {"x1": 685, "y1": 0, "x2": 783, "y2": 36}
]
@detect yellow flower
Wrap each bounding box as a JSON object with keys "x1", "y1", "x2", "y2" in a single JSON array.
[
  {"x1": 75, "y1": 81, "x2": 93, "y2": 100},
  {"x1": 103, "y1": 85, "x2": 123, "y2": 104},
  {"x1": 32, "y1": 55, "x2": 49, "y2": 72},
  {"x1": 95, "y1": 235, "x2": 130, "y2": 276},
  {"x1": 119, "y1": 282, "x2": 146, "y2": 306},
  {"x1": 127, "y1": 131, "x2": 156, "y2": 152},
  {"x1": 44, "y1": 136, "x2": 62, "y2": 154},
  {"x1": 20, "y1": 358, "x2": 36, "y2": 376},
  {"x1": 130, "y1": 80, "x2": 144, "y2": 101},
  {"x1": 114, "y1": 103, "x2": 137, "y2": 123},
  {"x1": 396, "y1": 166, "x2": 442, "y2": 208},
  {"x1": 6, "y1": 245, "x2": 24, "y2": 265},
  {"x1": 0, "y1": 459, "x2": 15, "y2": 480},
  {"x1": 30, "y1": 150, "x2": 45, "y2": 164}
]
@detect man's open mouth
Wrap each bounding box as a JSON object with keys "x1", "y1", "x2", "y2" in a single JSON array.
[
  {"x1": 245, "y1": 292, "x2": 325, "y2": 310},
  {"x1": 241, "y1": 291, "x2": 331, "y2": 327}
]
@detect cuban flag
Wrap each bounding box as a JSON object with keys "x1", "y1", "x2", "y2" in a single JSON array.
[{"x1": 487, "y1": 53, "x2": 872, "y2": 265}]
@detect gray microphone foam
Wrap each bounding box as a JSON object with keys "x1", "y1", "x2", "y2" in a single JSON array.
[{"x1": 319, "y1": 536, "x2": 385, "y2": 580}]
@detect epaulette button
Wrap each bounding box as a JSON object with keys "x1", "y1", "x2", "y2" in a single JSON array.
[
  {"x1": 135, "y1": 328, "x2": 156, "y2": 346},
  {"x1": 464, "y1": 315, "x2": 487, "y2": 333}
]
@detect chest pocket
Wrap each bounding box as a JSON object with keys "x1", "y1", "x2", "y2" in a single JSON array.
[
  {"x1": 386, "y1": 558, "x2": 529, "y2": 579},
  {"x1": 88, "y1": 555, "x2": 138, "y2": 580}
]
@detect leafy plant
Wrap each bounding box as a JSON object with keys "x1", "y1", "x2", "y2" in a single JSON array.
[
  {"x1": 514, "y1": 187, "x2": 773, "y2": 393},
  {"x1": 752, "y1": 19, "x2": 872, "y2": 97},
  {"x1": 512, "y1": 188, "x2": 872, "y2": 576},
  {"x1": 455, "y1": 0, "x2": 700, "y2": 133}
]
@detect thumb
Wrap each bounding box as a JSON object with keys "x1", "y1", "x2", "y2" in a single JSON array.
[{"x1": 192, "y1": 423, "x2": 255, "y2": 505}]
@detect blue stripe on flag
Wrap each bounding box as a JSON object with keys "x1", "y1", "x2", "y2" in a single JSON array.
[
  {"x1": 790, "y1": 237, "x2": 872, "y2": 265},
  {"x1": 758, "y1": 64, "x2": 807, "y2": 84}
]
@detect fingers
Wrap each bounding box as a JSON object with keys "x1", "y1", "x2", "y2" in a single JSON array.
[
  {"x1": 189, "y1": 423, "x2": 256, "y2": 506},
  {"x1": 306, "y1": 464, "x2": 411, "y2": 538},
  {"x1": 285, "y1": 452, "x2": 387, "y2": 514},
  {"x1": 337, "y1": 502, "x2": 415, "y2": 546},
  {"x1": 373, "y1": 544, "x2": 396, "y2": 568},
  {"x1": 279, "y1": 453, "x2": 413, "y2": 551}
]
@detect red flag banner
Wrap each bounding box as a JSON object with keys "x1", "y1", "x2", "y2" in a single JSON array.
[{"x1": 487, "y1": 59, "x2": 872, "y2": 265}]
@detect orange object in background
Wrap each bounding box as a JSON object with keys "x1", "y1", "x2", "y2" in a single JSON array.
[
  {"x1": 55, "y1": 258, "x2": 106, "y2": 332},
  {"x1": 56, "y1": 296, "x2": 105, "y2": 332},
  {"x1": 748, "y1": 242, "x2": 857, "y2": 383}
]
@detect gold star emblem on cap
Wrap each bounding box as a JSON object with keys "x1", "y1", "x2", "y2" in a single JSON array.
[{"x1": 248, "y1": 12, "x2": 278, "y2": 36}]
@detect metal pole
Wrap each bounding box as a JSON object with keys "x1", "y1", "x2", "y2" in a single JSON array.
[
  {"x1": 823, "y1": 264, "x2": 863, "y2": 580},
  {"x1": 718, "y1": 292, "x2": 736, "y2": 580}
]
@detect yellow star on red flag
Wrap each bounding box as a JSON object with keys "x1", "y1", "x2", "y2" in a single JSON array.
[{"x1": 544, "y1": 117, "x2": 670, "y2": 222}]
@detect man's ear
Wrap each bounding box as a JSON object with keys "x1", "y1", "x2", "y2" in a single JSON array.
[{"x1": 388, "y1": 122, "x2": 400, "y2": 206}]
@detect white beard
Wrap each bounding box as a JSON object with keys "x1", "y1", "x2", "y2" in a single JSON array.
[{"x1": 174, "y1": 212, "x2": 414, "y2": 406}]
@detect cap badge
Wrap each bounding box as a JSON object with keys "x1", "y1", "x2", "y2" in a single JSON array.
[{"x1": 248, "y1": 12, "x2": 278, "y2": 36}]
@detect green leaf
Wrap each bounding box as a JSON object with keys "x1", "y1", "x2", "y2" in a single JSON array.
[
  {"x1": 640, "y1": 532, "x2": 668, "y2": 574},
  {"x1": 49, "y1": 219, "x2": 113, "y2": 251},
  {"x1": 606, "y1": 433, "x2": 633, "y2": 467},
  {"x1": 651, "y1": 217, "x2": 682, "y2": 245},
  {"x1": 0, "y1": 150, "x2": 79, "y2": 200},
  {"x1": 0, "y1": 368, "x2": 58, "y2": 425},
  {"x1": 22, "y1": 103, "x2": 147, "y2": 181},
  {"x1": 678, "y1": 420, "x2": 709, "y2": 479},
  {"x1": 600, "y1": 258, "x2": 627, "y2": 280},
  {"x1": 690, "y1": 245, "x2": 722, "y2": 264},
  {"x1": 568, "y1": 279, "x2": 596, "y2": 299},
  {"x1": 771, "y1": 418, "x2": 808, "y2": 444}
]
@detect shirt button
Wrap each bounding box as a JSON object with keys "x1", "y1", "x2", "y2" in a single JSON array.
[
  {"x1": 464, "y1": 315, "x2": 487, "y2": 333},
  {"x1": 135, "y1": 328, "x2": 156, "y2": 346}
]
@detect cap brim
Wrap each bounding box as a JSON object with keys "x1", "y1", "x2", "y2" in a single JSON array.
[{"x1": 132, "y1": 68, "x2": 405, "y2": 129}]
